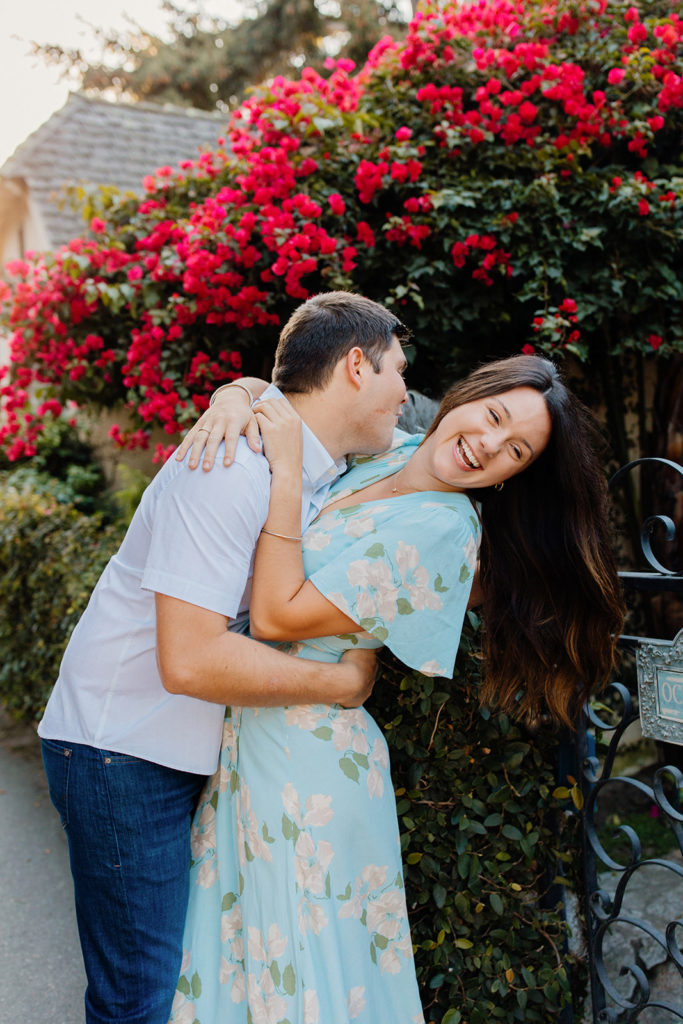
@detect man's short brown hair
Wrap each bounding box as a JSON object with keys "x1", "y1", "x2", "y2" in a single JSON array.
[{"x1": 272, "y1": 292, "x2": 410, "y2": 394}]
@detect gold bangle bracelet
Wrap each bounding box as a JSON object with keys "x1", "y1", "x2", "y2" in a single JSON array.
[
  {"x1": 209, "y1": 381, "x2": 254, "y2": 407},
  {"x1": 260, "y1": 528, "x2": 303, "y2": 542}
]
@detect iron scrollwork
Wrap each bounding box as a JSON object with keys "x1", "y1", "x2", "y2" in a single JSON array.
[
  {"x1": 579, "y1": 685, "x2": 683, "y2": 1020},
  {"x1": 573, "y1": 458, "x2": 683, "y2": 1022},
  {"x1": 608, "y1": 457, "x2": 683, "y2": 582}
]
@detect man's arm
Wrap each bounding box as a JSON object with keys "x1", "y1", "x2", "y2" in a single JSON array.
[{"x1": 155, "y1": 594, "x2": 376, "y2": 707}]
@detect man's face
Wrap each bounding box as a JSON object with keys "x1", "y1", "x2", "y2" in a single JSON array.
[{"x1": 352, "y1": 335, "x2": 408, "y2": 455}]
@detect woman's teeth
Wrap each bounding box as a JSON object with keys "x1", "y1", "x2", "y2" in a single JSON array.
[{"x1": 458, "y1": 437, "x2": 481, "y2": 469}]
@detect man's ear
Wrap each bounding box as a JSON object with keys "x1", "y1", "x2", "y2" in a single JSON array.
[{"x1": 343, "y1": 346, "x2": 366, "y2": 391}]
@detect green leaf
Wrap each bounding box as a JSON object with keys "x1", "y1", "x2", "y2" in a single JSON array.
[
  {"x1": 397, "y1": 598, "x2": 414, "y2": 615},
  {"x1": 364, "y1": 542, "x2": 386, "y2": 558},
  {"x1": 434, "y1": 573, "x2": 449, "y2": 592},
  {"x1": 177, "y1": 976, "x2": 191, "y2": 996},
  {"x1": 490, "y1": 893, "x2": 504, "y2": 915},
  {"x1": 191, "y1": 972, "x2": 202, "y2": 998},
  {"x1": 270, "y1": 961, "x2": 281, "y2": 988},
  {"x1": 282, "y1": 964, "x2": 296, "y2": 996},
  {"x1": 552, "y1": 786, "x2": 571, "y2": 800},
  {"x1": 459, "y1": 563, "x2": 471, "y2": 583},
  {"x1": 312, "y1": 726, "x2": 333, "y2": 740},
  {"x1": 433, "y1": 883, "x2": 447, "y2": 908},
  {"x1": 442, "y1": 1010, "x2": 462, "y2": 1024},
  {"x1": 221, "y1": 892, "x2": 236, "y2": 911},
  {"x1": 502, "y1": 824, "x2": 523, "y2": 841},
  {"x1": 262, "y1": 822, "x2": 274, "y2": 844},
  {"x1": 339, "y1": 756, "x2": 360, "y2": 783}
]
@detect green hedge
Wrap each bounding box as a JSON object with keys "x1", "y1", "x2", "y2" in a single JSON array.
[
  {"x1": 0, "y1": 485, "x2": 125, "y2": 718},
  {"x1": 0, "y1": 489, "x2": 581, "y2": 1020},
  {"x1": 368, "y1": 639, "x2": 582, "y2": 1022}
]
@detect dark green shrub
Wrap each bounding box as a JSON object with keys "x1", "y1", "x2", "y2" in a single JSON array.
[
  {"x1": 368, "y1": 623, "x2": 582, "y2": 1022},
  {"x1": 0, "y1": 489, "x2": 125, "y2": 718},
  {"x1": 0, "y1": 416, "x2": 110, "y2": 515}
]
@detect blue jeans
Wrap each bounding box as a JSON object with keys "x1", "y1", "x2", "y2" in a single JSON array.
[{"x1": 41, "y1": 738, "x2": 207, "y2": 1024}]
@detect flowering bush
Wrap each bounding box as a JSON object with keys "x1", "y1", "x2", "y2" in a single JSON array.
[{"x1": 1, "y1": 0, "x2": 681, "y2": 461}]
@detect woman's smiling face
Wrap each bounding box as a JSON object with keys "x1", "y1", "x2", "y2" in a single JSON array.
[{"x1": 427, "y1": 386, "x2": 553, "y2": 491}]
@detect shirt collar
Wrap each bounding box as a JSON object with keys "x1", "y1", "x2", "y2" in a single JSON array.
[{"x1": 260, "y1": 384, "x2": 346, "y2": 489}]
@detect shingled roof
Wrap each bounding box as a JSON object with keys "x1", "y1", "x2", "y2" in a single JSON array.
[{"x1": 0, "y1": 92, "x2": 226, "y2": 249}]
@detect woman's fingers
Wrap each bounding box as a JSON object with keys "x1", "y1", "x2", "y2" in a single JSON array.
[
  {"x1": 244, "y1": 417, "x2": 263, "y2": 454},
  {"x1": 253, "y1": 399, "x2": 302, "y2": 470},
  {"x1": 176, "y1": 408, "x2": 261, "y2": 470}
]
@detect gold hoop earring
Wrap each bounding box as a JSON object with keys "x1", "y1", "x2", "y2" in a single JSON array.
[{"x1": 494, "y1": 482, "x2": 504, "y2": 491}]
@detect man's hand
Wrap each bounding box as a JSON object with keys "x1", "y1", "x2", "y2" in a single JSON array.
[{"x1": 337, "y1": 648, "x2": 378, "y2": 707}]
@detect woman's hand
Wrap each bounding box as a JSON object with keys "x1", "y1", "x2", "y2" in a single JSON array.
[
  {"x1": 254, "y1": 398, "x2": 303, "y2": 478},
  {"x1": 175, "y1": 379, "x2": 267, "y2": 471}
]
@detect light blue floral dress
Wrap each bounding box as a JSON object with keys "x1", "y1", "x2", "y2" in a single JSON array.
[{"x1": 170, "y1": 434, "x2": 480, "y2": 1024}]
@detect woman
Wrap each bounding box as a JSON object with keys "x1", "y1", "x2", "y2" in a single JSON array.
[{"x1": 170, "y1": 356, "x2": 623, "y2": 1024}]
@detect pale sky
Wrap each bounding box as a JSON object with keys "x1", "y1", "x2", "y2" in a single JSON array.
[
  {"x1": 0, "y1": 1, "x2": 242, "y2": 166},
  {"x1": 1, "y1": 1, "x2": 414, "y2": 168}
]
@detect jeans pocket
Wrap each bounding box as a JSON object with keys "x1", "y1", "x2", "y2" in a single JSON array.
[
  {"x1": 40, "y1": 738, "x2": 72, "y2": 829},
  {"x1": 100, "y1": 750, "x2": 144, "y2": 766}
]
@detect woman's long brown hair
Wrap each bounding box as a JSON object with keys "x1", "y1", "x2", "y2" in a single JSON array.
[{"x1": 423, "y1": 355, "x2": 625, "y2": 728}]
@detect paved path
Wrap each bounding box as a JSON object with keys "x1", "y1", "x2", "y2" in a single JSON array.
[{"x1": 0, "y1": 710, "x2": 86, "y2": 1023}]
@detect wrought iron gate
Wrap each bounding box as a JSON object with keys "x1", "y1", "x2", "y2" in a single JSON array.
[{"x1": 568, "y1": 458, "x2": 683, "y2": 1022}]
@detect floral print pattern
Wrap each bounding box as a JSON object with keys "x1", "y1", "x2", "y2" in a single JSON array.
[{"x1": 170, "y1": 436, "x2": 479, "y2": 1024}]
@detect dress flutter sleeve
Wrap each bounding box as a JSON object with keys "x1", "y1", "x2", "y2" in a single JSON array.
[{"x1": 307, "y1": 493, "x2": 480, "y2": 678}]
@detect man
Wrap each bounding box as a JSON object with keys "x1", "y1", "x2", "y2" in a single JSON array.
[{"x1": 39, "y1": 291, "x2": 409, "y2": 1024}]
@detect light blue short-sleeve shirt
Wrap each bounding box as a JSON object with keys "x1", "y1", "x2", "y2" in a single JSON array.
[{"x1": 38, "y1": 387, "x2": 346, "y2": 776}]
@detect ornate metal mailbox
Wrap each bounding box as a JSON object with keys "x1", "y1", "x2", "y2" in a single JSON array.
[{"x1": 637, "y1": 628, "x2": 683, "y2": 745}]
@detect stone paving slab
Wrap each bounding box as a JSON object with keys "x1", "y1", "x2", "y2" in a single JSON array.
[
  {"x1": 0, "y1": 710, "x2": 86, "y2": 1023},
  {"x1": 598, "y1": 855, "x2": 683, "y2": 1021}
]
